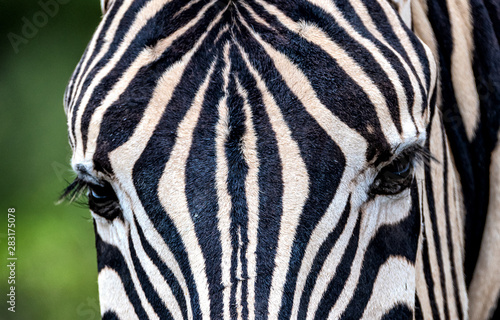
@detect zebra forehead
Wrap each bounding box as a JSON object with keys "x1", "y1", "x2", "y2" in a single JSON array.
[{"x1": 65, "y1": 0, "x2": 434, "y2": 176}]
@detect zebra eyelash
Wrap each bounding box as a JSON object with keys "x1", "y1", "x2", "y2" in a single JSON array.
[
  {"x1": 58, "y1": 177, "x2": 91, "y2": 206},
  {"x1": 408, "y1": 144, "x2": 436, "y2": 169},
  {"x1": 375, "y1": 144, "x2": 434, "y2": 172},
  {"x1": 392, "y1": 144, "x2": 436, "y2": 181}
]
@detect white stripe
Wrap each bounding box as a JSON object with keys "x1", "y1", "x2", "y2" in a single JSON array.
[
  {"x1": 446, "y1": 141, "x2": 468, "y2": 315},
  {"x1": 99, "y1": 267, "x2": 140, "y2": 320},
  {"x1": 157, "y1": 62, "x2": 217, "y2": 320},
  {"x1": 415, "y1": 177, "x2": 433, "y2": 319},
  {"x1": 236, "y1": 226, "x2": 244, "y2": 320},
  {"x1": 173, "y1": 0, "x2": 205, "y2": 18},
  {"x1": 215, "y1": 42, "x2": 233, "y2": 320},
  {"x1": 239, "y1": 0, "x2": 274, "y2": 30},
  {"x1": 360, "y1": 257, "x2": 414, "y2": 320},
  {"x1": 446, "y1": 0, "x2": 479, "y2": 140}
]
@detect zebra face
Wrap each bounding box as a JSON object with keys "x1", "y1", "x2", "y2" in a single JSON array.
[{"x1": 64, "y1": 0, "x2": 438, "y2": 318}]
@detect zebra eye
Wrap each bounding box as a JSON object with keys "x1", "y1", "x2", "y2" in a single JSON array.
[
  {"x1": 88, "y1": 181, "x2": 121, "y2": 220},
  {"x1": 371, "y1": 152, "x2": 414, "y2": 195}
]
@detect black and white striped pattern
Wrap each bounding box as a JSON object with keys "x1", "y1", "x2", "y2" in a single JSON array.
[{"x1": 63, "y1": 0, "x2": 500, "y2": 319}]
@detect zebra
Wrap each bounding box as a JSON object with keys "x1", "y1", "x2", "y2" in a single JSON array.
[{"x1": 61, "y1": 0, "x2": 500, "y2": 319}]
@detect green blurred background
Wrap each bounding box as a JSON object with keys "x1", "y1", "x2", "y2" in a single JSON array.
[{"x1": 0, "y1": 1, "x2": 102, "y2": 319}]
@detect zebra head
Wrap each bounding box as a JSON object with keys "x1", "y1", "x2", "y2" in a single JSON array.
[{"x1": 63, "y1": 0, "x2": 465, "y2": 319}]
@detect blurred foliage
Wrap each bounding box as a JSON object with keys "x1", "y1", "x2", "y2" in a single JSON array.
[{"x1": 0, "y1": 1, "x2": 102, "y2": 319}]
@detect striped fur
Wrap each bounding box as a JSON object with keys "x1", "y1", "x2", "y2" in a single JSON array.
[
  {"x1": 410, "y1": 0, "x2": 500, "y2": 318},
  {"x1": 63, "y1": 0, "x2": 500, "y2": 319}
]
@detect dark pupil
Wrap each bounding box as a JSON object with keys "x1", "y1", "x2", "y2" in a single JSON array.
[
  {"x1": 90, "y1": 184, "x2": 114, "y2": 201},
  {"x1": 370, "y1": 152, "x2": 416, "y2": 196},
  {"x1": 385, "y1": 156, "x2": 411, "y2": 178}
]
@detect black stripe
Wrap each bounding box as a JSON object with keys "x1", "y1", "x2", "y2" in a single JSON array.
[
  {"x1": 102, "y1": 311, "x2": 120, "y2": 320},
  {"x1": 225, "y1": 67, "x2": 250, "y2": 320},
  {"x1": 483, "y1": 0, "x2": 500, "y2": 41},
  {"x1": 441, "y1": 121, "x2": 464, "y2": 319},
  {"x1": 381, "y1": 304, "x2": 412, "y2": 319},
  {"x1": 184, "y1": 49, "x2": 227, "y2": 320},
  {"x1": 421, "y1": 223, "x2": 441, "y2": 319},
  {"x1": 415, "y1": 294, "x2": 423, "y2": 320},
  {"x1": 234, "y1": 50, "x2": 284, "y2": 320}
]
